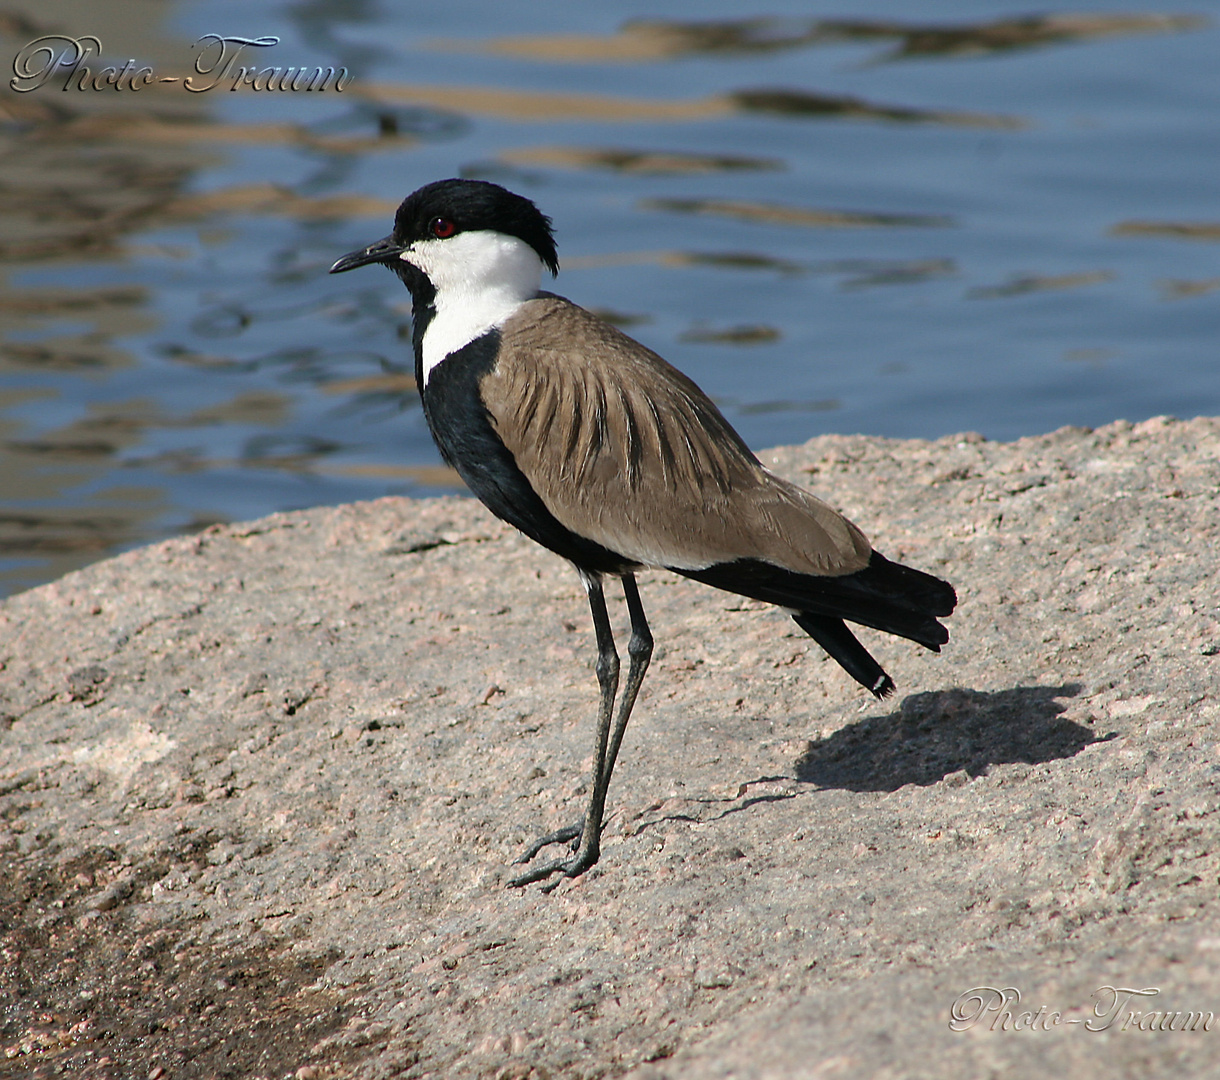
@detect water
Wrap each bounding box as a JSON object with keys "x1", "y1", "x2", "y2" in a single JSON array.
[{"x1": 1, "y1": 0, "x2": 1217, "y2": 596}]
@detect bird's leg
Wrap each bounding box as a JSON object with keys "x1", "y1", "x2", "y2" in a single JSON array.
[
  {"x1": 510, "y1": 575, "x2": 653, "y2": 870},
  {"x1": 509, "y1": 571, "x2": 620, "y2": 888},
  {"x1": 602, "y1": 573, "x2": 652, "y2": 788}
]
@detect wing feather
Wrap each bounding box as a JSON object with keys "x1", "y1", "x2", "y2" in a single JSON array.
[{"x1": 482, "y1": 296, "x2": 872, "y2": 575}]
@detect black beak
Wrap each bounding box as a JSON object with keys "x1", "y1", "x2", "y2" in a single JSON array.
[{"x1": 329, "y1": 234, "x2": 407, "y2": 274}]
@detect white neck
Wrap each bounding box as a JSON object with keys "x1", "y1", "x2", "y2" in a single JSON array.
[{"x1": 401, "y1": 231, "x2": 543, "y2": 385}]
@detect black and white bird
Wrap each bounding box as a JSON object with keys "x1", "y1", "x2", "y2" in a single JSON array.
[{"x1": 330, "y1": 179, "x2": 956, "y2": 887}]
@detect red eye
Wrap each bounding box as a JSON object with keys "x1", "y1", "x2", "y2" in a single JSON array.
[{"x1": 430, "y1": 217, "x2": 456, "y2": 239}]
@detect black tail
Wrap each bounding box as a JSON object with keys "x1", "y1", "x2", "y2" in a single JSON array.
[
  {"x1": 793, "y1": 612, "x2": 895, "y2": 698},
  {"x1": 677, "y1": 551, "x2": 955, "y2": 649},
  {"x1": 674, "y1": 550, "x2": 956, "y2": 695}
]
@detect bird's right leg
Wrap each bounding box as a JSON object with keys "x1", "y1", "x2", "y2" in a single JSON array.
[{"x1": 509, "y1": 570, "x2": 620, "y2": 887}]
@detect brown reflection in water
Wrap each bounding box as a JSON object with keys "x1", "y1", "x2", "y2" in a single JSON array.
[
  {"x1": 0, "y1": 447, "x2": 174, "y2": 595},
  {"x1": 1, "y1": 152, "x2": 390, "y2": 266},
  {"x1": 6, "y1": 400, "x2": 159, "y2": 462},
  {"x1": 815, "y1": 258, "x2": 957, "y2": 289},
  {"x1": 1063, "y1": 348, "x2": 1115, "y2": 368},
  {"x1": 356, "y1": 82, "x2": 725, "y2": 122},
  {"x1": 0, "y1": 286, "x2": 147, "y2": 315},
  {"x1": 560, "y1": 250, "x2": 806, "y2": 275},
  {"x1": 680, "y1": 324, "x2": 781, "y2": 345},
  {"x1": 729, "y1": 89, "x2": 1022, "y2": 129},
  {"x1": 356, "y1": 82, "x2": 1019, "y2": 129},
  {"x1": 162, "y1": 186, "x2": 394, "y2": 223},
  {"x1": 0, "y1": 503, "x2": 160, "y2": 559},
  {"x1": 0, "y1": 377, "x2": 304, "y2": 577},
  {"x1": 1110, "y1": 221, "x2": 1220, "y2": 242},
  {"x1": 99, "y1": 451, "x2": 463, "y2": 491},
  {"x1": 585, "y1": 309, "x2": 651, "y2": 329},
  {"x1": 736, "y1": 398, "x2": 840, "y2": 415},
  {"x1": 1157, "y1": 278, "x2": 1220, "y2": 300},
  {"x1": 853, "y1": 14, "x2": 1206, "y2": 62},
  {"x1": 641, "y1": 198, "x2": 953, "y2": 230},
  {"x1": 3, "y1": 393, "x2": 292, "y2": 464},
  {"x1": 36, "y1": 112, "x2": 416, "y2": 155},
  {"x1": 0, "y1": 491, "x2": 186, "y2": 598},
  {"x1": 679, "y1": 251, "x2": 806, "y2": 275},
  {"x1": 967, "y1": 270, "x2": 1115, "y2": 299},
  {"x1": 498, "y1": 146, "x2": 782, "y2": 175},
  {"x1": 431, "y1": 19, "x2": 827, "y2": 61},
  {"x1": 1, "y1": 337, "x2": 137, "y2": 373},
  {"x1": 185, "y1": 392, "x2": 292, "y2": 427},
  {"x1": 435, "y1": 13, "x2": 1204, "y2": 63},
  {"x1": 0, "y1": 367, "x2": 173, "y2": 590},
  {"x1": 317, "y1": 463, "x2": 462, "y2": 487},
  {"x1": 0, "y1": 287, "x2": 155, "y2": 374},
  {"x1": 320, "y1": 373, "x2": 419, "y2": 396},
  {"x1": 153, "y1": 346, "x2": 254, "y2": 373}
]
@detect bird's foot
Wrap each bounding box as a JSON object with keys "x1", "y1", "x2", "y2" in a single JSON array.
[
  {"x1": 508, "y1": 819, "x2": 599, "y2": 890},
  {"x1": 507, "y1": 843, "x2": 599, "y2": 891},
  {"x1": 512, "y1": 821, "x2": 583, "y2": 865}
]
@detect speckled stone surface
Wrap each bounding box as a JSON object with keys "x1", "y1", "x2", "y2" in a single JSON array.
[{"x1": 2, "y1": 416, "x2": 1218, "y2": 1079}]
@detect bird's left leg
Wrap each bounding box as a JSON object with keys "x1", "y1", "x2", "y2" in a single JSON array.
[
  {"x1": 601, "y1": 573, "x2": 652, "y2": 789},
  {"x1": 509, "y1": 570, "x2": 619, "y2": 887}
]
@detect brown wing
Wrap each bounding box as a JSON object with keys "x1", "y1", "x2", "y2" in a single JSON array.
[{"x1": 482, "y1": 295, "x2": 872, "y2": 575}]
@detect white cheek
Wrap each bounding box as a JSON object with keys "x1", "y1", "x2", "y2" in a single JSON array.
[
  {"x1": 402, "y1": 238, "x2": 474, "y2": 287},
  {"x1": 397, "y1": 231, "x2": 545, "y2": 386},
  {"x1": 399, "y1": 245, "x2": 428, "y2": 273}
]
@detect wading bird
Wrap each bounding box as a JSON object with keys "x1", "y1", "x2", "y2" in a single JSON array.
[{"x1": 330, "y1": 179, "x2": 956, "y2": 887}]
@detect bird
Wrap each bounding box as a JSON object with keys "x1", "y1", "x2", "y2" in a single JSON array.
[{"x1": 330, "y1": 178, "x2": 956, "y2": 888}]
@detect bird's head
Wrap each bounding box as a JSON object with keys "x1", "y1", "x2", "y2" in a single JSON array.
[{"x1": 329, "y1": 179, "x2": 559, "y2": 307}]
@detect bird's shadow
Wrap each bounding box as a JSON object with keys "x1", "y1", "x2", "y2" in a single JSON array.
[{"x1": 794, "y1": 683, "x2": 1103, "y2": 793}]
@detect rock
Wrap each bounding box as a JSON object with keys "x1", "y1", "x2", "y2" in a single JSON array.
[{"x1": 2, "y1": 421, "x2": 1219, "y2": 1078}]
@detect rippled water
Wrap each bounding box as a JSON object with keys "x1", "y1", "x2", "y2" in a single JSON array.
[{"x1": 1, "y1": 1, "x2": 1217, "y2": 595}]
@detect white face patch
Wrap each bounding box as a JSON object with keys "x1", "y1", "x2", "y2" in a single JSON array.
[{"x1": 403, "y1": 230, "x2": 544, "y2": 384}]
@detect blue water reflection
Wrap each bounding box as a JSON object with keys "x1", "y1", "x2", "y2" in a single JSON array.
[{"x1": 0, "y1": 1, "x2": 1216, "y2": 594}]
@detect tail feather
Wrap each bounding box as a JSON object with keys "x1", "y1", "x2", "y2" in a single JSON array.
[
  {"x1": 868, "y1": 552, "x2": 956, "y2": 617},
  {"x1": 676, "y1": 550, "x2": 956, "y2": 652},
  {"x1": 792, "y1": 612, "x2": 895, "y2": 699}
]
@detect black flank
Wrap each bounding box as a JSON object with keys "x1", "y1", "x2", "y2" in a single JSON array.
[{"x1": 422, "y1": 330, "x2": 637, "y2": 576}]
